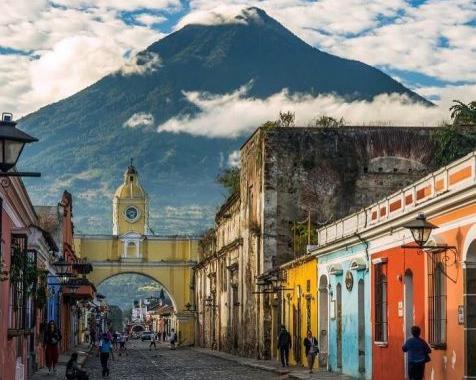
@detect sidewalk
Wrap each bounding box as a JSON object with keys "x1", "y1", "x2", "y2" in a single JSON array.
[
  {"x1": 192, "y1": 347, "x2": 354, "y2": 379},
  {"x1": 31, "y1": 344, "x2": 91, "y2": 379}
]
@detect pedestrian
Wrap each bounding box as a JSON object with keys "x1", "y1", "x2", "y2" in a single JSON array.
[
  {"x1": 118, "y1": 333, "x2": 127, "y2": 356},
  {"x1": 303, "y1": 330, "x2": 319, "y2": 374},
  {"x1": 44, "y1": 320, "x2": 62, "y2": 374},
  {"x1": 162, "y1": 330, "x2": 166, "y2": 342},
  {"x1": 66, "y1": 352, "x2": 89, "y2": 380},
  {"x1": 149, "y1": 331, "x2": 157, "y2": 350},
  {"x1": 99, "y1": 333, "x2": 114, "y2": 377},
  {"x1": 277, "y1": 325, "x2": 292, "y2": 367},
  {"x1": 90, "y1": 329, "x2": 97, "y2": 349},
  {"x1": 112, "y1": 331, "x2": 118, "y2": 351},
  {"x1": 169, "y1": 329, "x2": 177, "y2": 350},
  {"x1": 402, "y1": 326, "x2": 431, "y2": 380}
]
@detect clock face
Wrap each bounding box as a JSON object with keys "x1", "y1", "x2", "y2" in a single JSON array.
[{"x1": 124, "y1": 206, "x2": 139, "y2": 221}]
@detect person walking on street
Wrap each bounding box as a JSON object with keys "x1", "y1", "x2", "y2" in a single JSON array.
[
  {"x1": 118, "y1": 333, "x2": 127, "y2": 356},
  {"x1": 402, "y1": 326, "x2": 432, "y2": 380},
  {"x1": 303, "y1": 330, "x2": 319, "y2": 374},
  {"x1": 99, "y1": 333, "x2": 114, "y2": 377},
  {"x1": 44, "y1": 320, "x2": 62, "y2": 374},
  {"x1": 170, "y1": 329, "x2": 177, "y2": 350},
  {"x1": 66, "y1": 352, "x2": 89, "y2": 380},
  {"x1": 277, "y1": 325, "x2": 292, "y2": 367},
  {"x1": 149, "y1": 331, "x2": 157, "y2": 350}
]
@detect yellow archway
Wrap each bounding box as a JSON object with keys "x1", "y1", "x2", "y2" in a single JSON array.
[{"x1": 75, "y1": 234, "x2": 198, "y2": 345}]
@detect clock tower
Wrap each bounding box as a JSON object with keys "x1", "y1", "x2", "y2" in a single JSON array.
[{"x1": 112, "y1": 161, "x2": 148, "y2": 236}]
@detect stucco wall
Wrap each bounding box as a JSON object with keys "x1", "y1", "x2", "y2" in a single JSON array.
[{"x1": 318, "y1": 244, "x2": 372, "y2": 379}]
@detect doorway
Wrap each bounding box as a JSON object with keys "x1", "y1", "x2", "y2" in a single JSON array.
[
  {"x1": 319, "y1": 275, "x2": 329, "y2": 368},
  {"x1": 465, "y1": 240, "x2": 476, "y2": 377},
  {"x1": 404, "y1": 270, "x2": 414, "y2": 378},
  {"x1": 336, "y1": 283, "x2": 342, "y2": 370},
  {"x1": 358, "y1": 279, "x2": 365, "y2": 374}
]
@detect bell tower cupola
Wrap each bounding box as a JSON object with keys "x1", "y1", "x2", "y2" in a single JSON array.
[{"x1": 112, "y1": 159, "x2": 148, "y2": 236}]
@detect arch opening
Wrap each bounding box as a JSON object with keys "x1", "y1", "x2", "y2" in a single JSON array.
[{"x1": 96, "y1": 273, "x2": 177, "y2": 332}]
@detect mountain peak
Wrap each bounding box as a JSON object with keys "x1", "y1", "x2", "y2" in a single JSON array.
[{"x1": 175, "y1": 6, "x2": 279, "y2": 30}]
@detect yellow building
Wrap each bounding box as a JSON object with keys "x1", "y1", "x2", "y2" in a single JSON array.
[
  {"x1": 281, "y1": 256, "x2": 318, "y2": 366},
  {"x1": 74, "y1": 163, "x2": 199, "y2": 345}
]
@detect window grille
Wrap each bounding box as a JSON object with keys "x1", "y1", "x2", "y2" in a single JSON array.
[
  {"x1": 374, "y1": 262, "x2": 388, "y2": 342},
  {"x1": 306, "y1": 298, "x2": 311, "y2": 332},
  {"x1": 8, "y1": 234, "x2": 29, "y2": 331},
  {"x1": 428, "y1": 258, "x2": 447, "y2": 348}
]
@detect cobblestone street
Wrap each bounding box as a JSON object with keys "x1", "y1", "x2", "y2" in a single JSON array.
[{"x1": 83, "y1": 341, "x2": 280, "y2": 379}]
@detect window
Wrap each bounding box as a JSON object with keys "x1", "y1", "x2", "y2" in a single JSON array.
[
  {"x1": 8, "y1": 234, "x2": 30, "y2": 331},
  {"x1": 306, "y1": 297, "x2": 311, "y2": 332},
  {"x1": 428, "y1": 261, "x2": 446, "y2": 347},
  {"x1": 374, "y1": 260, "x2": 388, "y2": 343}
]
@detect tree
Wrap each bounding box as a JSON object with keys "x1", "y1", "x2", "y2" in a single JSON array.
[
  {"x1": 432, "y1": 100, "x2": 476, "y2": 166},
  {"x1": 310, "y1": 115, "x2": 345, "y2": 128},
  {"x1": 261, "y1": 111, "x2": 295, "y2": 129},
  {"x1": 450, "y1": 100, "x2": 476, "y2": 125},
  {"x1": 278, "y1": 111, "x2": 295, "y2": 127},
  {"x1": 216, "y1": 167, "x2": 240, "y2": 195}
]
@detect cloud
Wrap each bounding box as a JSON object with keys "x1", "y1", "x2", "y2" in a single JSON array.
[
  {"x1": 123, "y1": 112, "x2": 155, "y2": 129},
  {"x1": 119, "y1": 51, "x2": 162, "y2": 76},
  {"x1": 134, "y1": 13, "x2": 167, "y2": 26},
  {"x1": 227, "y1": 151, "x2": 241, "y2": 167},
  {"x1": 176, "y1": 6, "x2": 262, "y2": 29},
  {"x1": 0, "y1": 1, "x2": 165, "y2": 116},
  {"x1": 157, "y1": 86, "x2": 449, "y2": 138}
]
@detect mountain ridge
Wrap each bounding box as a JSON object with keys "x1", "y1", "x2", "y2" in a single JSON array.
[{"x1": 17, "y1": 8, "x2": 429, "y2": 234}]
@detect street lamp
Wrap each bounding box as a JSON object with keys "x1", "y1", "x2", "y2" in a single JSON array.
[
  {"x1": 52, "y1": 257, "x2": 74, "y2": 284},
  {"x1": 403, "y1": 213, "x2": 438, "y2": 247},
  {"x1": 0, "y1": 113, "x2": 40, "y2": 177}
]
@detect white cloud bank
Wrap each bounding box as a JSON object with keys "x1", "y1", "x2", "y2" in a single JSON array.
[
  {"x1": 124, "y1": 112, "x2": 155, "y2": 129},
  {"x1": 157, "y1": 87, "x2": 449, "y2": 138}
]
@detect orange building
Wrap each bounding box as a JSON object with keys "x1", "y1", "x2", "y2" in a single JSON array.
[{"x1": 316, "y1": 151, "x2": 476, "y2": 379}]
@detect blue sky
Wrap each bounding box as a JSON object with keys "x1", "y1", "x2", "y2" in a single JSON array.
[{"x1": 1, "y1": 0, "x2": 475, "y2": 120}]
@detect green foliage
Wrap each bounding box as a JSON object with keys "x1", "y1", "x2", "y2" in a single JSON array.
[
  {"x1": 216, "y1": 167, "x2": 240, "y2": 195},
  {"x1": 310, "y1": 115, "x2": 345, "y2": 128},
  {"x1": 432, "y1": 100, "x2": 476, "y2": 167},
  {"x1": 36, "y1": 271, "x2": 48, "y2": 308},
  {"x1": 291, "y1": 221, "x2": 318, "y2": 257},
  {"x1": 432, "y1": 124, "x2": 476, "y2": 167},
  {"x1": 10, "y1": 247, "x2": 38, "y2": 295},
  {"x1": 108, "y1": 305, "x2": 124, "y2": 331},
  {"x1": 450, "y1": 100, "x2": 476, "y2": 125},
  {"x1": 261, "y1": 111, "x2": 295, "y2": 129}
]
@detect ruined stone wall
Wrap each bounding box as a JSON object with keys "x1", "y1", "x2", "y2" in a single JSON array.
[{"x1": 262, "y1": 127, "x2": 437, "y2": 268}]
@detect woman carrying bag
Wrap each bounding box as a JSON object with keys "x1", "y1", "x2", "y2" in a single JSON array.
[{"x1": 303, "y1": 330, "x2": 319, "y2": 374}]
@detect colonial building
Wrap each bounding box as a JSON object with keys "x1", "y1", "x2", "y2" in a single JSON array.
[
  {"x1": 75, "y1": 163, "x2": 199, "y2": 345},
  {"x1": 195, "y1": 126, "x2": 437, "y2": 360},
  {"x1": 312, "y1": 150, "x2": 476, "y2": 379}
]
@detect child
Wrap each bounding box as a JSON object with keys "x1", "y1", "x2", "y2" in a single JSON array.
[{"x1": 65, "y1": 352, "x2": 89, "y2": 380}]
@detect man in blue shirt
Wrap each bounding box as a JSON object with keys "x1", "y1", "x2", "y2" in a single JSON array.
[
  {"x1": 402, "y1": 326, "x2": 431, "y2": 380},
  {"x1": 99, "y1": 333, "x2": 114, "y2": 377}
]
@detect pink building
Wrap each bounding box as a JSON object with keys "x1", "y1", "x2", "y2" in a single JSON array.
[{"x1": 0, "y1": 178, "x2": 57, "y2": 379}]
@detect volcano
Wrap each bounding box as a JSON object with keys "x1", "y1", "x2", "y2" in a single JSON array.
[{"x1": 18, "y1": 7, "x2": 428, "y2": 234}]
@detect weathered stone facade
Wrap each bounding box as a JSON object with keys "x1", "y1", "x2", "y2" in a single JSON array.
[{"x1": 195, "y1": 126, "x2": 437, "y2": 360}]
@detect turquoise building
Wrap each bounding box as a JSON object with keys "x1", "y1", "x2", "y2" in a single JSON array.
[{"x1": 315, "y1": 243, "x2": 371, "y2": 379}]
